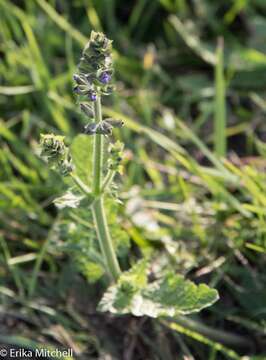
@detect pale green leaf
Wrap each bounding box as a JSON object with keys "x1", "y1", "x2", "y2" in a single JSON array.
[
  {"x1": 142, "y1": 273, "x2": 219, "y2": 316},
  {"x1": 76, "y1": 259, "x2": 105, "y2": 283},
  {"x1": 54, "y1": 191, "x2": 84, "y2": 209},
  {"x1": 99, "y1": 262, "x2": 219, "y2": 318}
]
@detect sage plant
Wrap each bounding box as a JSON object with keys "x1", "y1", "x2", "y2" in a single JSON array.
[
  {"x1": 40, "y1": 31, "x2": 218, "y2": 317},
  {"x1": 74, "y1": 31, "x2": 123, "y2": 282}
]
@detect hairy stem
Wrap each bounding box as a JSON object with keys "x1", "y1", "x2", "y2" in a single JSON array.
[
  {"x1": 93, "y1": 96, "x2": 103, "y2": 195},
  {"x1": 101, "y1": 169, "x2": 115, "y2": 192},
  {"x1": 70, "y1": 173, "x2": 91, "y2": 195},
  {"x1": 92, "y1": 95, "x2": 121, "y2": 281}
]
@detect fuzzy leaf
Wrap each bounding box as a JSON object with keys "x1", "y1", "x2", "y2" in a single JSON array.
[
  {"x1": 54, "y1": 191, "x2": 84, "y2": 209},
  {"x1": 98, "y1": 262, "x2": 219, "y2": 318},
  {"x1": 142, "y1": 273, "x2": 219, "y2": 316},
  {"x1": 99, "y1": 260, "x2": 148, "y2": 312},
  {"x1": 71, "y1": 134, "x2": 93, "y2": 187}
]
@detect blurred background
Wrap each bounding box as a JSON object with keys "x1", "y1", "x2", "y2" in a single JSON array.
[{"x1": 0, "y1": 0, "x2": 266, "y2": 359}]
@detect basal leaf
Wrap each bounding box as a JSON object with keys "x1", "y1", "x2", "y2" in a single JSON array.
[
  {"x1": 99, "y1": 259, "x2": 148, "y2": 313},
  {"x1": 71, "y1": 134, "x2": 93, "y2": 187},
  {"x1": 142, "y1": 273, "x2": 219, "y2": 316},
  {"x1": 98, "y1": 262, "x2": 219, "y2": 318}
]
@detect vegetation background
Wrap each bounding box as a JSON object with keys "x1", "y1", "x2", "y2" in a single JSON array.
[{"x1": 0, "y1": 0, "x2": 266, "y2": 359}]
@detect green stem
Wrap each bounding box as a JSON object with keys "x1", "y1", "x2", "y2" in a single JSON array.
[
  {"x1": 101, "y1": 169, "x2": 115, "y2": 192},
  {"x1": 70, "y1": 173, "x2": 91, "y2": 195},
  {"x1": 91, "y1": 95, "x2": 121, "y2": 282}
]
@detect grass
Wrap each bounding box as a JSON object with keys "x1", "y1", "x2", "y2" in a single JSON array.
[{"x1": 0, "y1": 0, "x2": 266, "y2": 359}]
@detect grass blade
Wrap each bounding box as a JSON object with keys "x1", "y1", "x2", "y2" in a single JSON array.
[{"x1": 214, "y1": 37, "x2": 227, "y2": 157}]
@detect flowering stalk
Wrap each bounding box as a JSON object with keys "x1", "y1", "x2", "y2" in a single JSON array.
[
  {"x1": 91, "y1": 94, "x2": 121, "y2": 281},
  {"x1": 75, "y1": 31, "x2": 122, "y2": 281},
  {"x1": 40, "y1": 31, "x2": 124, "y2": 283}
]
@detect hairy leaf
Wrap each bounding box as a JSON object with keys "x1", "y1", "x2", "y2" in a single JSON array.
[
  {"x1": 99, "y1": 261, "x2": 218, "y2": 318},
  {"x1": 54, "y1": 191, "x2": 84, "y2": 209}
]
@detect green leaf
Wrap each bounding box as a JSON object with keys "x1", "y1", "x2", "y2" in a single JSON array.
[
  {"x1": 142, "y1": 273, "x2": 219, "y2": 316},
  {"x1": 76, "y1": 259, "x2": 105, "y2": 283},
  {"x1": 71, "y1": 134, "x2": 93, "y2": 187},
  {"x1": 55, "y1": 218, "x2": 105, "y2": 283},
  {"x1": 54, "y1": 191, "x2": 84, "y2": 209},
  {"x1": 105, "y1": 198, "x2": 130, "y2": 257},
  {"x1": 98, "y1": 261, "x2": 219, "y2": 318}
]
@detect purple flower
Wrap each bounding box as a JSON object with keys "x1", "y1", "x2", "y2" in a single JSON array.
[
  {"x1": 88, "y1": 91, "x2": 97, "y2": 101},
  {"x1": 99, "y1": 72, "x2": 111, "y2": 84}
]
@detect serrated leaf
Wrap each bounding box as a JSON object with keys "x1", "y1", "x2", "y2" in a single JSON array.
[
  {"x1": 98, "y1": 262, "x2": 219, "y2": 318},
  {"x1": 71, "y1": 134, "x2": 93, "y2": 187},
  {"x1": 54, "y1": 191, "x2": 84, "y2": 209},
  {"x1": 99, "y1": 260, "x2": 148, "y2": 312},
  {"x1": 142, "y1": 273, "x2": 219, "y2": 316}
]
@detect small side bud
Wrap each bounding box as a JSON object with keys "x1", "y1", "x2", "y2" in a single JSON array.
[
  {"x1": 99, "y1": 71, "x2": 112, "y2": 84},
  {"x1": 73, "y1": 74, "x2": 87, "y2": 85},
  {"x1": 104, "y1": 118, "x2": 124, "y2": 128},
  {"x1": 59, "y1": 158, "x2": 74, "y2": 177},
  {"x1": 39, "y1": 134, "x2": 73, "y2": 176},
  {"x1": 108, "y1": 141, "x2": 124, "y2": 173},
  {"x1": 84, "y1": 123, "x2": 98, "y2": 135},
  {"x1": 40, "y1": 134, "x2": 67, "y2": 163},
  {"x1": 88, "y1": 90, "x2": 97, "y2": 102},
  {"x1": 80, "y1": 102, "x2": 94, "y2": 118}
]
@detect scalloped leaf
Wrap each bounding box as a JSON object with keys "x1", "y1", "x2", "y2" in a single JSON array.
[{"x1": 98, "y1": 262, "x2": 219, "y2": 318}]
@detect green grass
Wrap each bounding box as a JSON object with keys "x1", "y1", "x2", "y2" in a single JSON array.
[
  {"x1": 214, "y1": 37, "x2": 227, "y2": 157},
  {"x1": 0, "y1": 1, "x2": 266, "y2": 359}
]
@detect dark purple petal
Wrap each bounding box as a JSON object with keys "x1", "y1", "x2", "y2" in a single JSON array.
[{"x1": 99, "y1": 72, "x2": 111, "y2": 84}]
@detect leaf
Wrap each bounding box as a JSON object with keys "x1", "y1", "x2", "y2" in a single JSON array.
[
  {"x1": 76, "y1": 259, "x2": 105, "y2": 283},
  {"x1": 142, "y1": 273, "x2": 219, "y2": 316},
  {"x1": 99, "y1": 259, "x2": 148, "y2": 312},
  {"x1": 98, "y1": 261, "x2": 219, "y2": 318},
  {"x1": 54, "y1": 191, "x2": 84, "y2": 209},
  {"x1": 54, "y1": 218, "x2": 105, "y2": 283},
  {"x1": 71, "y1": 134, "x2": 93, "y2": 187},
  {"x1": 105, "y1": 198, "x2": 130, "y2": 257}
]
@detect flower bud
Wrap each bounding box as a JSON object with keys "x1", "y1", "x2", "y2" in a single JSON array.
[
  {"x1": 40, "y1": 134, "x2": 67, "y2": 163},
  {"x1": 88, "y1": 90, "x2": 97, "y2": 101},
  {"x1": 80, "y1": 102, "x2": 94, "y2": 118},
  {"x1": 73, "y1": 74, "x2": 87, "y2": 85},
  {"x1": 73, "y1": 85, "x2": 89, "y2": 95},
  {"x1": 40, "y1": 134, "x2": 73, "y2": 176},
  {"x1": 59, "y1": 158, "x2": 74, "y2": 177},
  {"x1": 104, "y1": 118, "x2": 124, "y2": 128},
  {"x1": 108, "y1": 141, "x2": 124, "y2": 173},
  {"x1": 77, "y1": 31, "x2": 113, "y2": 93},
  {"x1": 99, "y1": 71, "x2": 111, "y2": 84}
]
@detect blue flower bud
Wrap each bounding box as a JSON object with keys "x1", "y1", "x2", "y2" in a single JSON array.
[
  {"x1": 99, "y1": 72, "x2": 111, "y2": 84},
  {"x1": 73, "y1": 74, "x2": 87, "y2": 85},
  {"x1": 88, "y1": 90, "x2": 97, "y2": 101},
  {"x1": 80, "y1": 102, "x2": 94, "y2": 118}
]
